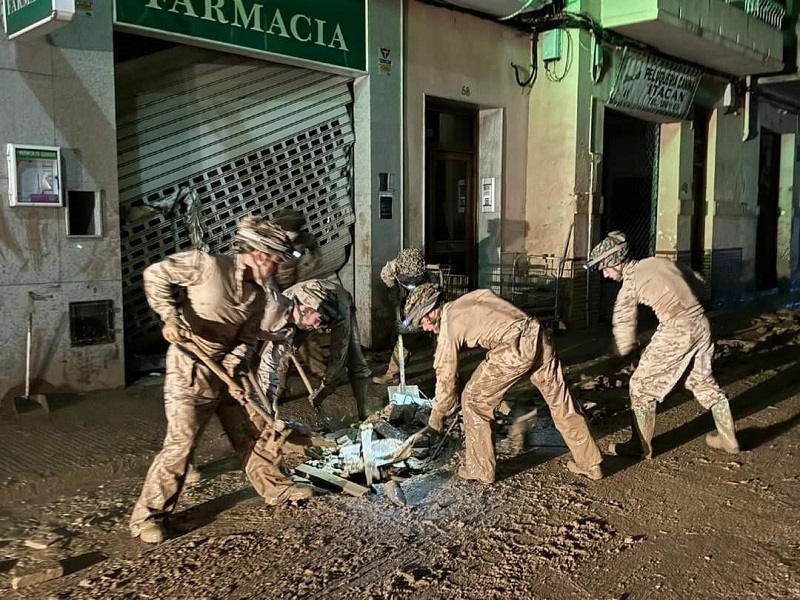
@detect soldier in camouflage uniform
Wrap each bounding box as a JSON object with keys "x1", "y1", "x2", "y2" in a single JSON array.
[
  {"x1": 373, "y1": 248, "x2": 440, "y2": 385},
  {"x1": 585, "y1": 231, "x2": 740, "y2": 459},
  {"x1": 276, "y1": 279, "x2": 374, "y2": 419},
  {"x1": 403, "y1": 283, "x2": 604, "y2": 484},
  {"x1": 130, "y1": 215, "x2": 311, "y2": 545}
]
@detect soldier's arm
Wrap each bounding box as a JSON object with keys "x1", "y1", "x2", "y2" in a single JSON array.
[
  {"x1": 612, "y1": 281, "x2": 638, "y2": 356},
  {"x1": 142, "y1": 250, "x2": 208, "y2": 321},
  {"x1": 432, "y1": 332, "x2": 459, "y2": 418}
]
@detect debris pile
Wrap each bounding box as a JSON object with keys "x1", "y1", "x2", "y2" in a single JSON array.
[{"x1": 296, "y1": 401, "x2": 436, "y2": 496}]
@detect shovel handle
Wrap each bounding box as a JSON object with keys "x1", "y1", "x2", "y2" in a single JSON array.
[{"x1": 289, "y1": 352, "x2": 315, "y2": 396}]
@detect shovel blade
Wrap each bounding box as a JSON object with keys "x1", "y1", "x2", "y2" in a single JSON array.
[{"x1": 387, "y1": 385, "x2": 433, "y2": 408}]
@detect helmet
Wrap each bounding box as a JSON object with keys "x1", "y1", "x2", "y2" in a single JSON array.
[
  {"x1": 234, "y1": 215, "x2": 294, "y2": 261},
  {"x1": 585, "y1": 231, "x2": 629, "y2": 271},
  {"x1": 282, "y1": 279, "x2": 339, "y2": 322},
  {"x1": 272, "y1": 208, "x2": 306, "y2": 234},
  {"x1": 403, "y1": 283, "x2": 443, "y2": 326},
  {"x1": 394, "y1": 247, "x2": 427, "y2": 289}
]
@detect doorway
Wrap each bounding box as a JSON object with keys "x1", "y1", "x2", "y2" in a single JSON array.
[
  {"x1": 599, "y1": 109, "x2": 661, "y2": 320},
  {"x1": 425, "y1": 101, "x2": 478, "y2": 290},
  {"x1": 756, "y1": 128, "x2": 781, "y2": 292}
]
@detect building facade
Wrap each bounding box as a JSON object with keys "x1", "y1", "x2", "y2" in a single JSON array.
[{"x1": 1, "y1": 0, "x2": 797, "y2": 402}]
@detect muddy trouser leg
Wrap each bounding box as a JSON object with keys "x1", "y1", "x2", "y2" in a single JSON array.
[
  {"x1": 348, "y1": 310, "x2": 375, "y2": 419},
  {"x1": 130, "y1": 346, "x2": 220, "y2": 532},
  {"x1": 214, "y1": 394, "x2": 298, "y2": 499},
  {"x1": 683, "y1": 317, "x2": 739, "y2": 452},
  {"x1": 529, "y1": 327, "x2": 602, "y2": 469},
  {"x1": 461, "y1": 349, "x2": 534, "y2": 484},
  {"x1": 624, "y1": 322, "x2": 697, "y2": 457},
  {"x1": 300, "y1": 331, "x2": 327, "y2": 379}
]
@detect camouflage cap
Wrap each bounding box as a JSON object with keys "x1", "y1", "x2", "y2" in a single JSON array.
[
  {"x1": 394, "y1": 247, "x2": 427, "y2": 287},
  {"x1": 403, "y1": 283, "x2": 443, "y2": 326},
  {"x1": 282, "y1": 279, "x2": 339, "y2": 321},
  {"x1": 234, "y1": 214, "x2": 294, "y2": 260},
  {"x1": 585, "y1": 231, "x2": 629, "y2": 271}
]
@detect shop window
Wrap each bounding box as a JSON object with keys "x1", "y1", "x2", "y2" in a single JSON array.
[
  {"x1": 69, "y1": 300, "x2": 115, "y2": 347},
  {"x1": 66, "y1": 190, "x2": 103, "y2": 237}
]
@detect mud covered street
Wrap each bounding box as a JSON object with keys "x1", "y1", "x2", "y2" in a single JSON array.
[{"x1": 1, "y1": 309, "x2": 800, "y2": 599}]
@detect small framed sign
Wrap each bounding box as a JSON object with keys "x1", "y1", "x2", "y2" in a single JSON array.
[{"x1": 7, "y1": 144, "x2": 64, "y2": 207}]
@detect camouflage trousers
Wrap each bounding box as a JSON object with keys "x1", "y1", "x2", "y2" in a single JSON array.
[
  {"x1": 130, "y1": 345, "x2": 295, "y2": 531},
  {"x1": 629, "y1": 315, "x2": 727, "y2": 411},
  {"x1": 460, "y1": 319, "x2": 603, "y2": 484}
]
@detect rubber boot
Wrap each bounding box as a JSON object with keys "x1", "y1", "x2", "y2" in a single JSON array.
[
  {"x1": 705, "y1": 399, "x2": 740, "y2": 454},
  {"x1": 352, "y1": 377, "x2": 375, "y2": 421},
  {"x1": 372, "y1": 348, "x2": 409, "y2": 385},
  {"x1": 264, "y1": 483, "x2": 314, "y2": 506},
  {"x1": 608, "y1": 407, "x2": 655, "y2": 459}
]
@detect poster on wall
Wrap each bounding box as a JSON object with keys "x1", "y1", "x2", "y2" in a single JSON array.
[
  {"x1": 608, "y1": 48, "x2": 701, "y2": 121},
  {"x1": 7, "y1": 144, "x2": 64, "y2": 207},
  {"x1": 457, "y1": 179, "x2": 466, "y2": 214}
]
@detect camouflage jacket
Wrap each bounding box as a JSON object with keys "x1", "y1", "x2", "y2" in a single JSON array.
[
  {"x1": 432, "y1": 289, "x2": 532, "y2": 418},
  {"x1": 282, "y1": 279, "x2": 357, "y2": 385},
  {"x1": 142, "y1": 250, "x2": 265, "y2": 360},
  {"x1": 613, "y1": 257, "x2": 705, "y2": 356}
]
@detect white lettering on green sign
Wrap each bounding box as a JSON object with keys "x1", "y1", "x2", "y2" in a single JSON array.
[
  {"x1": 6, "y1": 0, "x2": 38, "y2": 13},
  {"x1": 143, "y1": 0, "x2": 349, "y2": 51}
]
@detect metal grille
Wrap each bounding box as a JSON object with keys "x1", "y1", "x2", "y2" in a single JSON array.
[
  {"x1": 116, "y1": 47, "x2": 355, "y2": 351},
  {"x1": 729, "y1": 0, "x2": 786, "y2": 29},
  {"x1": 705, "y1": 248, "x2": 744, "y2": 307}
]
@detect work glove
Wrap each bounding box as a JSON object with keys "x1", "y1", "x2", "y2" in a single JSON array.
[
  {"x1": 428, "y1": 410, "x2": 445, "y2": 433},
  {"x1": 221, "y1": 352, "x2": 251, "y2": 380},
  {"x1": 162, "y1": 315, "x2": 189, "y2": 345},
  {"x1": 308, "y1": 382, "x2": 333, "y2": 409},
  {"x1": 227, "y1": 382, "x2": 247, "y2": 404},
  {"x1": 395, "y1": 319, "x2": 418, "y2": 335}
]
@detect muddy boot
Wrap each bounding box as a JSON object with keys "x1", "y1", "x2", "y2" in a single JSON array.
[
  {"x1": 456, "y1": 466, "x2": 493, "y2": 486},
  {"x1": 705, "y1": 399, "x2": 740, "y2": 454},
  {"x1": 264, "y1": 483, "x2": 314, "y2": 506},
  {"x1": 352, "y1": 377, "x2": 376, "y2": 421},
  {"x1": 372, "y1": 348, "x2": 409, "y2": 385},
  {"x1": 131, "y1": 520, "x2": 166, "y2": 544},
  {"x1": 566, "y1": 460, "x2": 603, "y2": 481},
  {"x1": 608, "y1": 407, "x2": 655, "y2": 459},
  {"x1": 185, "y1": 463, "x2": 202, "y2": 486},
  {"x1": 506, "y1": 408, "x2": 537, "y2": 456}
]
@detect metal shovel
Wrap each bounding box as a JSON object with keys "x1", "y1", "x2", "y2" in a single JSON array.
[{"x1": 13, "y1": 313, "x2": 49, "y2": 417}]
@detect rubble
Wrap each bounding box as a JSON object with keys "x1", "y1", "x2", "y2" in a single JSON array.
[
  {"x1": 293, "y1": 398, "x2": 436, "y2": 493},
  {"x1": 384, "y1": 480, "x2": 408, "y2": 508},
  {"x1": 10, "y1": 558, "x2": 64, "y2": 589}
]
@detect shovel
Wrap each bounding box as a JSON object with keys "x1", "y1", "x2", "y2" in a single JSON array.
[
  {"x1": 386, "y1": 307, "x2": 431, "y2": 408},
  {"x1": 12, "y1": 312, "x2": 49, "y2": 417}
]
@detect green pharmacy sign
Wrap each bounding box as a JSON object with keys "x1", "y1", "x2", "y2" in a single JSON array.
[
  {"x1": 114, "y1": 0, "x2": 367, "y2": 73},
  {"x1": 2, "y1": 0, "x2": 75, "y2": 40}
]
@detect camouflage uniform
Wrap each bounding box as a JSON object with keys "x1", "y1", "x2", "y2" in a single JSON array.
[
  {"x1": 130, "y1": 250, "x2": 300, "y2": 537},
  {"x1": 429, "y1": 289, "x2": 603, "y2": 484},
  {"x1": 587, "y1": 230, "x2": 739, "y2": 457},
  {"x1": 614, "y1": 258, "x2": 725, "y2": 411},
  {"x1": 375, "y1": 248, "x2": 440, "y2": 384},
  {"x1": 281, "y1": 279, "x2": 374, "y2": 418}
]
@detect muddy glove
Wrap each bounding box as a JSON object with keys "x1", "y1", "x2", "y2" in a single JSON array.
[
  {"x1": 395, "y1": 319, "x2": 418, "y2": 335},
  {"x1": 162, "y1": 315, "x2": 189, "y2": 345},
  {"x1": 308, "y1": 382, "x2": 333, "y2": 409},
  {"x1": 428, "y1": 410, "x2": 445, "y2": 433},
  {"x1": 221, "y1": 352, "x2": 250, "y2": 380}
]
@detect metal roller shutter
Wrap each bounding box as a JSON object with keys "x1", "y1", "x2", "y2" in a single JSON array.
[{"x1": 116, "y1": 46, "x2": 355, "y2": 352}]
